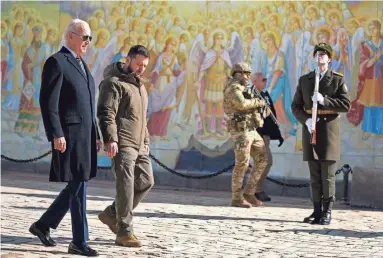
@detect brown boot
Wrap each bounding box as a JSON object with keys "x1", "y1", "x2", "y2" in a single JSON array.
[
  {"x1": 244, "y1": 194, "x2": 263, "y2": 206},
  {"x1": 231, "y1": 199, "x2": 252, "y2": 208},
  {"x1": 98, "y1": 211, "x2": 117, "y2": 234},
  {"x1": 115, "y1": 234, "x2": 142, "y2": 247}
]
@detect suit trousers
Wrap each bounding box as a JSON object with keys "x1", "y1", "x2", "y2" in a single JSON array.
[
  {"x1": 37, "y1": 180, "x2": 88, "y2": 248},
  {"x1": 105, "y1": 146, "x2": 154, "y2": 237},
  {"x1": 308, "y1": 160, "x2": 337, "y2": 202}
]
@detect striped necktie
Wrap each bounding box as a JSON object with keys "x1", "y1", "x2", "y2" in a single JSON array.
[{"x1": 76, "y1": 56, "x2": 86, "y2": 76}]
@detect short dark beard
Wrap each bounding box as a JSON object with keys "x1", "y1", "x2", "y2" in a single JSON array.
[{"x1": 32, "y1": 38, "x2": 42, "y2": 48}]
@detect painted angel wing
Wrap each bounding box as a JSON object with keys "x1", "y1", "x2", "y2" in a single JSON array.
[
  {"x1": 296, "y1": 31, "x2": 314, "y2": 79},
  {"x1": 182, "y1": 33, "x2": 206, "y2": 121},
  {"x1": 188, "y1": 33, "x2": 206, "y2": 81},
  {"x1": 91, "y1": 36, "x2": 118, "y2": 91},
  {"x1": 148, "y1": 10, "x2": 156, "y2": 20},
  {"x1": 58, "y1": 35, "x2": 65, "y2": 51},
  {"x1": 280, "y1": 33, "x2": 297, "y2": 94},
  {"x1": 228, "y1": 32, "x2": 245, "y2": 65},
  {"x1": 165, "y1": 20, "x2": 173, "y2": 33},
  {"x1": 249, "y1": 36, "x2": 265, "y2": 74},
  {"x1": 351, "y1": 27, "x2": 365, "y2": 63}
]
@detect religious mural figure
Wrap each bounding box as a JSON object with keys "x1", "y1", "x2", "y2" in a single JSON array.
[{"x1": 1, "y1": 1, "x2": 382, "y2": 174}]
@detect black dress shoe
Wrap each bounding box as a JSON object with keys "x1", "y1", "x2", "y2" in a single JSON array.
[
  {"x1": 255, "y1": 191, "x2": 271, "y2": 202},
  {"x1": 68, "y1": 242, "x2": 99, "y2": 257},
  {"x1": 29, "y1": 223, "x2": 56, "y2": 247}
]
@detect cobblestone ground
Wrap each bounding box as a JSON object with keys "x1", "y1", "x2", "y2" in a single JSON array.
[{"x1": 1, "y1": 171, "x2": 383, "y2": 258}]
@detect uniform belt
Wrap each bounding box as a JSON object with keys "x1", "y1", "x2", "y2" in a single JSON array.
[{"x1": 305, "y1": 109, "x2": 339, "y2": 115}]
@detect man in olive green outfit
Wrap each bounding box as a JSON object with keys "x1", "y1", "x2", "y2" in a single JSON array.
[
  {"x1": 97, "y1": 45, "x2": 154, "y2": 247},
  {"x1": 291, "y1": 43, "x2": 350, "y2": 225},
  {"x1": 223, "y1": 62, "x2": 268, "y2": 208}
]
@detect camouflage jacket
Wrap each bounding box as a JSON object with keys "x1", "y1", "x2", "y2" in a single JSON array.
[{"x1": 223, "y1": 77, "x2": 265, "y2": 132}]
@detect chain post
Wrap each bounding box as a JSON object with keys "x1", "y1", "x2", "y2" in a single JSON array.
[{"x1": 341, "y1": 164, "x2": 352, "y2": 205}]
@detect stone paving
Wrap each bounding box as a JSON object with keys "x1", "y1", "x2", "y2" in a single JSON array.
[{"x1": 1, "y1": 171, "x2": 383, "y2": 258}]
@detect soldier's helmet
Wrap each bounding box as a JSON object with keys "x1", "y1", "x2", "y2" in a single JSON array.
[
  {"x1": 230, "y1": 62, "x2": 252, "y2": 76},
  {"x1": 313, "y1": 42, "x2": 333, "y2": 58}
]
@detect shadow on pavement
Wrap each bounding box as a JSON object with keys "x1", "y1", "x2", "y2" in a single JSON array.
[
  {"x1": 9, "y1": 206, "x2": 303, "y2": 224},
  {"x1": 134, "y1": 212, "x2": 304, "y2": 223},
  {"x1": 282, "y1": 229, "x2": 383, "y2": 238},
  {"x1": 1, "y1": 192, "x2": 114, "y2": 202},
  {"x1": 1, "y1": 234, "x2": 73, "y2": 245},
  {"x1": 1, "y1": 247, "x2": 68, "y2": 256}
]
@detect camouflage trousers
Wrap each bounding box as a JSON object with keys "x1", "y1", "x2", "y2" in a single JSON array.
[{"x1": 230, "y1": 129, "x2": 268, "y2": 201}]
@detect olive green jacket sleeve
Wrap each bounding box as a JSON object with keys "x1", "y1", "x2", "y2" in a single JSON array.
[
  {"x1": 291, "y1": 79, "x2": 310, "y2": 125},
  {"x1": 97, "y1": 79, "x2": 121, "y2": 143},
  {"x1": 322, "y1": 76, "x2": 351, "y2": 112},
  {"x1": 229, "y1": 84, "x2": 264, "y2": 110}
]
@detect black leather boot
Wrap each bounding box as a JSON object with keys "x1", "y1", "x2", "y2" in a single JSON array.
[
  {"x1": 303, "y1": 201, "x2": 322, "y2": 224},
  {"x1": 320, "y1": 198, "x2": 334, "y2": 225}
]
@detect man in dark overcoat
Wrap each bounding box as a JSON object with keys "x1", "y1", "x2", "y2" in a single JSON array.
[
  {"x1": 30, "y1": 19, "x2": 101, "y2": 256},
  {"x1": 252, "y1": 72, "x2": 284, "y2": 202},
  {"x1": 291, "y1": 43, "x2": 351, "y2": 225}
]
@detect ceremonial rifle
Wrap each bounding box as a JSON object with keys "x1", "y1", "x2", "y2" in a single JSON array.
[{"x1": 311, "y1": 55, "x2": 320, "y2": 145}]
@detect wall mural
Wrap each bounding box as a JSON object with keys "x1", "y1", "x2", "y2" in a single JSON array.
[{"x1": 1, "y1": 1, "x2": 383, "y2": 178}]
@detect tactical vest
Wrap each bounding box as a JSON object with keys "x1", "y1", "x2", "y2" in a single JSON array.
[{"x1": 225, "y1": 84, "x2": 264, "y2": 132}]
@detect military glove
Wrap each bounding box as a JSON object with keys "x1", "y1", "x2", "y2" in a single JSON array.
[
  {"x1": 312, "y1": 92, "x2": 324, "y2": 105},
  {"x1": 278, "y1": 137, "x2": 284, "y2": 147}
]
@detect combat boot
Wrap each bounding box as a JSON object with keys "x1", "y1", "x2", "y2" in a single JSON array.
[
  {"x1": 243, "y1": 194, "x2": 263, "y2": 206},
  {"x1": 98, "y1": 210, "x2": 117, "y2": 234},
  {"x1": 255, "y1": 191, "x2": 271, "y2": 202},
  {"x1": 231, "y1": 199, "x2": 252, "y2": 208},
  {"x1": 115, "y1": 234, "x2": 142, "y2": 247},
  {"x1": 311, "y1": 202, "x2": 323, "y2": 224},
  {"x1": 320, "y1": 198, "x2": 334, "y2": 225},
  {"x1": 303, "y1": 201, "x2": 322, "y2": 223}
]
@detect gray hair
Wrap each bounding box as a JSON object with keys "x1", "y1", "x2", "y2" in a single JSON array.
[
  {"x1": 63, "y1": 18, "x2": 90, "y2": 43},
  {"x1": 253, "y1": 72, "x2": 264, "y2": 78}
]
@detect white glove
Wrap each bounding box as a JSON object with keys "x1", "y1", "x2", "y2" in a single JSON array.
[
  {"x1": 305, "y1": 118, "x2": 313, "y2": 133},
  {"x1": 305, "y1": 118, "x2": 319, "y2": 133},
  {"x1": 312, "y1": 92, "x2": 324, "y2": 105}
]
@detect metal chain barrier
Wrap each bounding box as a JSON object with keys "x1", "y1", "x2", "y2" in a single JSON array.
[
  {"x1": 1, "y1": 151, "x2": 352, "y2": 189},
  {"x1": 1, "y1": 151, "x2": 52, "y2": 163},
  {"x1": 149, "y1": 153, "x2": 232, "y2": 179}
]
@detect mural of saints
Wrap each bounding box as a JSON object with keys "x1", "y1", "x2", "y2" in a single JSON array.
[
  {"x1": 1, "y1": 1, "x2": 383, "y2": 173},
  {"x1": 183, "y1": 28, "x2": 244, "y2": 140}
]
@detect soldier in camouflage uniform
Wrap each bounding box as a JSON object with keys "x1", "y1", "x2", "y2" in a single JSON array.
[{"x1": 223, "y1": 62, "x2": 268, "y2": 208}]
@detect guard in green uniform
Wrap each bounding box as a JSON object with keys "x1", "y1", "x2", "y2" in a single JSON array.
[{"x1": 291, "y1": 43, "x2": 351, "y2": 225}]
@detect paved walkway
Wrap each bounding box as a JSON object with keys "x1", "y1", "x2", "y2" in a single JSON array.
[{"x1": 1, "y1": 171, "x2": 383, "y2": 258}]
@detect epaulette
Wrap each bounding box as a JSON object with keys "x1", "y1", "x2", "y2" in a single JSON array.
[
  {"x1": 333, "y1": 71, "x2": 344, "y2": 77},
  {"x1": 301, "y1": 71, "x2": 313, "y2": 79}
]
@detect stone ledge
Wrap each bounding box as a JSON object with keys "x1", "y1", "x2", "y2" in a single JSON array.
[{"x1": 351, "y1": 166, "x2": 383, "y2": 209}]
